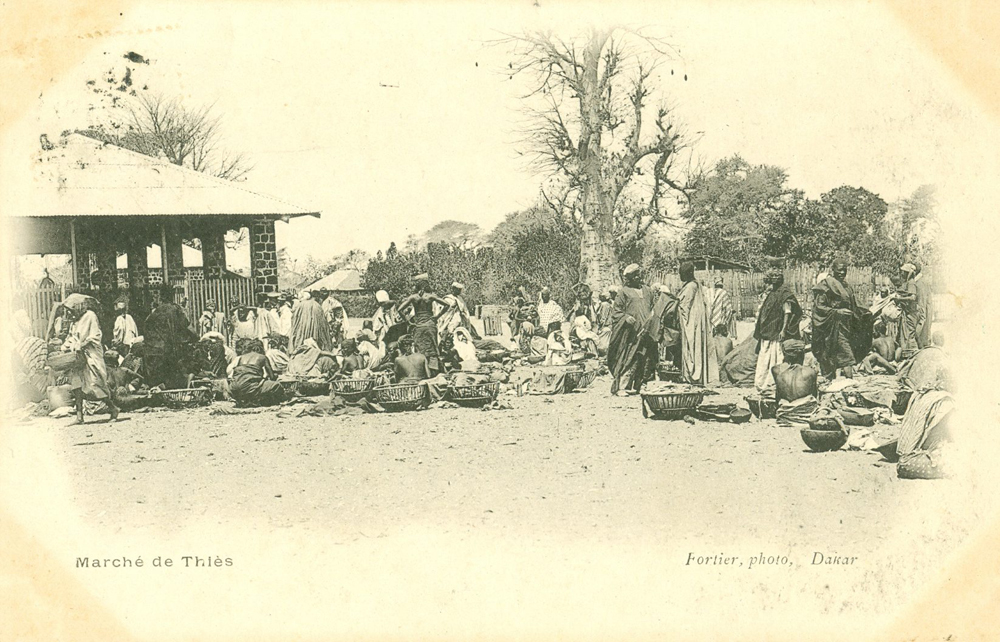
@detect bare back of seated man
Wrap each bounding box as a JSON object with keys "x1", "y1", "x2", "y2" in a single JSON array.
[
  {"x1": 872, "y1": 335, "x2": 898, "y2": 362},
  {"x1": 771, "y1": 341, "x2": 818, "y2": 402},
  {"x1": 393, "y1": 338, "x2": 430, "y2": 383}
]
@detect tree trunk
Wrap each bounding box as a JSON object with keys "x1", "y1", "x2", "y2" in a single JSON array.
[{"x1": 577, "y1": 30, "x2": 620, "y2": 294}]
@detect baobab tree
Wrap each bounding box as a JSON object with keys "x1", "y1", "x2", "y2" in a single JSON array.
[{"x1": 505, "y1": 28, "x2": 695, "y2": 293}]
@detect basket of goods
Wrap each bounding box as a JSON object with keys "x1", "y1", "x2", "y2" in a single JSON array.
[
  {"x1": 563, "y1": 367, "x2": 590, "y2": 392},
  {"x1": 296, "y1": 379, "x2": 331, "y2": 397},
  {"x1": 800, "y1": 415, "x2": 848, "y2": 452},
  {"x1": 278, "y1": 378, "x2": 300, "y2": 395},
  {"x1": 155, "y1": 387, "x2": 213, "y2": 409},
  {"x1": 47, "y1": 350, "x2": 84, "y2": 372},
  {"x1": 373, "y1": 383, "x2": 426, "y2": 412},
  {"x1": 329, "y1": 378, "x2": 375, "y2": 402},
  {"x1": 746, "y1": 396, "x2": 778, "y2": 419},
  {"x1": 371, "y1": 370, "x2": 394, "y2": 387},
  {"x1": 448, "y1": 381, "x2": 500, "y2": 408},
  {"x1": 640, "y1": 383, "x2": 707, "y2": 420},
  {"x1": 574, "y1": 369, "x2": 598, "y2": 390}
]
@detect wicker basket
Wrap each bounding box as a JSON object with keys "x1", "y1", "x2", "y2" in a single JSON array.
[
  {"x1": 565, "y1": 369, "x2": 598, "y2": 391},
  {"x1": 746, "y1": 396, "x2": 777, "y2": 419},
  {"x1": 155, "y1": 387, "x2": 213, "y2": 409},
  {"x1": 800, "y1": 428, "x2": 847, "y2": 452},
  {"x1": 641, "y1": 390, "x2": 706, "y2": 419},
  {"x1": 330, "y1": 378, "x2": 375, "y2": 402},
  {"x1": 449, "y1": 382, "x2": 500, "y2": 407},
  {"x1": 373, "y1": 383, "x2": 426, "y2": 412},
  {"x1": 47, "y1": 350, "x2": 83, "y2": 372}
]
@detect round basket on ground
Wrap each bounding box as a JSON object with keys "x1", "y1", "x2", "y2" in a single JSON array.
[
  {"x1": 297, "y1": 379, "x2": 331, "y2": 397},
  {"x1": 155, "y1": 387, "x2": 212, "y2": 409},
  {"x1": 330, "y1": 378, "x2": 375, "y2": 403},
  {"x1": 373, "y1": 383, "x2": 426, "y2": 412},
  {"x1": 448, "y1": 381, "x2": 500, "y2": 408},
  {"x1": 564, "y1": 369, "x2": 588, "y2": 391},
  {"x1": 641, "y1": 390, "x2": 706, "y2": 420},
  {"x1": 800, "y1": 428, "x2": 847, "y2": 452}
]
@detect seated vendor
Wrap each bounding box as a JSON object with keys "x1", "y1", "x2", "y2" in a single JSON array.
[
  {"x1": 229, "y1": 338, "x2": 286, "y2": 407},
  {"x1": 871, "y1": 321, "x2": 899, "y2": 363},
  {"x1": 393, "y1": 335, "x2": 448, "y2": 404},
  {"x1": 546, "y1": 328, "x2": 573, "y2": 366},
  {"x1": 772, "y1": 339, "x2": 819, "y2": 428},
  {"x1": 339, "y1": 338, "x2": 367, "y2": 377},
  {"x1": 265, "y1": 333, "x2": 290, "y2": 376},
  {"x1": 286, "y1": 338, "x2": 338, "y2": 379}
]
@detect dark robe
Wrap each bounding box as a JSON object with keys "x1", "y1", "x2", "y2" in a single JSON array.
[
  {"x1": 606, "y1": 284, "x2": 657, "y2": 393},
  {"x1": 289, "y1": 299, "x2": 334, "y2": 352},
  {"x1": 811, "y1": 275, "x2": 873, "y2": 375},
  {"x1": 144, "y1": 302, "x2": 197, "y2": 388},
  {"x1": 754, "y1": 286, "x2": 801, "y2": 343}
]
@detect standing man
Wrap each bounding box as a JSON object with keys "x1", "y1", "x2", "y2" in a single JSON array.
[
  {"x1": 113, "y1": 300, "x2": 139, "y2": 352},
  {"x1": 536, "y1": 287, "x2": 565, "y2": 335},
  {"x1": 811, "y1": 259, "x2": 873, "y2": 379},
  {"x1": 708, "y1": 277, "x2": 737, "y2": 341},
  {"x1": 676, "y1": 262, "x2": 718, "y2": 385},
  {"x1": 437, "y1": 281, "x2": 472, "y2": 340},
  {"x1": 397, "y1": 273, "x2": 452, "y2": 375},
  {"x1": 198, "y1": 298, "x2": 227, "y2": 340},
  {"x1": 144, "y1": 285, "x2": 198, "y2": 389},
  {"x1": 913, "y1": 263, "x2": 933, "y2": 348},
  {"x1": 606, "y1": 264, "x2": 657, "y2": 396},
  {"x1": 752, "y1": 269, "x2": 802, "y2": 392}
]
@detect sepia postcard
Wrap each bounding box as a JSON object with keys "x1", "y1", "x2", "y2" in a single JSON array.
[{"x1": 2, "y1": 1, "x2": 1000, "y2": 640}]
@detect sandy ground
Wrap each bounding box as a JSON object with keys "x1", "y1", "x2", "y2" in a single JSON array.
[
  {"x1": 2, "y1": 367, "x2": 990, "y2": 641},
  {"x1": 3, "y1": 321, "x2": 991, "y2": 640}
]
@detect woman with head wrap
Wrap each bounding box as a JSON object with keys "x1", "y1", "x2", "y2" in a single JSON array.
[
  {"x1": 228, "y1": 338, "x2": 286, "y2": 407},
  {"x1": 752, "y1": 268, "x2": 802, "y2": 392},
  {"x1": 59, "y1": 294, "x2": 119, "y2": 423},
  {"x1": 811, "y1": 259, "x2": 873, "y2": 379},
  {"x1": 286, "y1": 338, "x2": 338, "y2": 379},
  {"x1": 264, "y1": 333, "x2": 290, "y2": 376},
  {"x1": 676, "y1": 262, "x2": 718, "y2": 385},
  {"x1": 9, "y1": 309, "x2": 48, "y2": 406}
]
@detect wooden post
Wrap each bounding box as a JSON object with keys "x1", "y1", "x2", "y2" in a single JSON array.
[
  {"x1": 160, "y1": 222, "x2": 170, "y2": 284},
  {"x1": 69, "y1": 219, "x2": 79, "y2": 286}
]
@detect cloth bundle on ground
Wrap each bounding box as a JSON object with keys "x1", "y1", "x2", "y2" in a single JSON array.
[
  {"x1": 776, "y1": 395, "x2": 818, "y2": 429},
  {"x1": 836, "y1": 374, "x2": 902, "y2": 409},
  {"x1": 896, "y1": 389, "x2": 955, "y2": 479},
  {"x1": 719, "y1": 337, "x2": 758, "y2": 386}
]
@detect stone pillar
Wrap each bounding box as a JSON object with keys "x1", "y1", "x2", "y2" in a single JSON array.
[
  {"x1": 201, "y1": 228, "x2": 227, "y2": 279},
  {"x1": 163, "y1": 228, "x2": 186, "y2": 284},
  {"x1": 127, "y1": 241, "x2": 150, "y2": 317},
  {"x1": 249, "y1": 218, "x2": 278, "y2": 293},
  {"x1": 91, "y1": 245, "x2": 118, "y2": 294}
]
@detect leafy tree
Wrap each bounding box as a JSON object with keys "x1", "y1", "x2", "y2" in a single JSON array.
[{"x1": 681, "y1": 155, "x2": 803, "y2": 269}]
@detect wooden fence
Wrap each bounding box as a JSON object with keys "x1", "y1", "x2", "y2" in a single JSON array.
[
  {"x1": 180, "y1": 274, "x2": 256, "y2": 331},
  {"x1": 9, "y1": 283, "x2": 69, "y2": 338},
  {"x1": 9, "y1": 276, "x2": 255, "y2": 339},
  {"x1": 649, "y1": 266, "x2": 876, "y2": 320}
]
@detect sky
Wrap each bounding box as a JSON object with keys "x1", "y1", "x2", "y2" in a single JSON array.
[{"x1": 7, "y1": 0, "x2": 1000, "y2": 266}]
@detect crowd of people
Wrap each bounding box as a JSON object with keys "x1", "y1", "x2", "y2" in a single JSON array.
[{"x1": 9, "y1": 258, "x2": 951, "y2": 477}]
